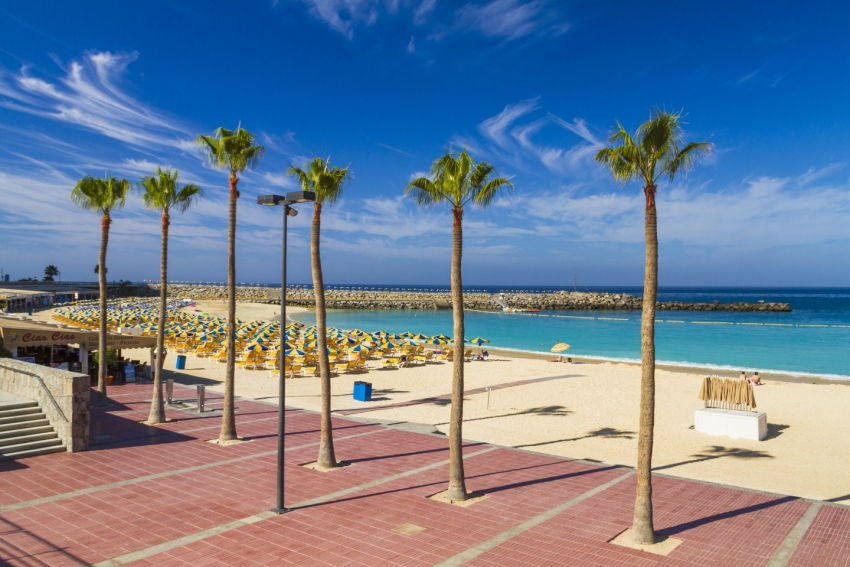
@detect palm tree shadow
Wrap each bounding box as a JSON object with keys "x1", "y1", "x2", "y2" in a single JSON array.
[
  {"x1": 427, "y1": 396, "x2": 472, "y2": 407},
  {"x1": 653, "y1": 445, "x2": 773, "y2": 472},
  {"x1": 0, "y1": 517, "x2": 88, "y2": 565},
  {"x1": 825, "y1": 494, "x2": 850, "y2": 503},
  {"x1": 435, "y1": 405, "x2": 573, "y2": 426},
  {"x1": 659, "y1": 495, "x2": 797, "y2": 536},
  {"x1": 515, "y1": 427, "x2": 635, "y2": 449}
]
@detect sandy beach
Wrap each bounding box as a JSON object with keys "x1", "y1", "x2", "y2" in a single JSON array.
[{"x1": 45, "y1": 300, "x2": 850, "y2": 505}]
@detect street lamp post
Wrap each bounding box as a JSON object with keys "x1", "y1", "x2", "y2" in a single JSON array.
[{"x1": 257, "y1": 190, "x2": 316, "y2": 515}]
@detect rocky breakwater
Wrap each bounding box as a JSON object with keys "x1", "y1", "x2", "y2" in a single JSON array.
[
  {"x1": 146, "y1": 283, "x2": 271, "y2": 301},
  {"x1": 501, "y1": 291, "x2": 641, "y2": 310},
  {"x1": 656, "y1": 299, "x2": 790, "y2": 312},
  {"x1": 280, "y1": 288, "x2": 496, "y2": 310},
  {"x1": 502, "y1": 291, "x2": 790, "y2": 312},
  {"x1": 147, "y1": 285, "x2": 791, "y2": 312}
]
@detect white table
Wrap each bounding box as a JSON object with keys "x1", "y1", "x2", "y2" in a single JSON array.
[{"x1": 694, "y1": 408, "x2": 767, "y2": 441}]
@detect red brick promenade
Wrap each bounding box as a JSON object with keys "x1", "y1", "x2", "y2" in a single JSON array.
[{"x1": 0, "y1": 383, "x2": 848, "y2": 566}]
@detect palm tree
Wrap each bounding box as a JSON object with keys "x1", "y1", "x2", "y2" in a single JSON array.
[
  {"x1": 71, "y1": 175, "x2": 131, "y2": 405},
  {"x1": 287, "y1": 157, "x2": 351, "y2": 469},
  {"x1": 195, "y1": 126, "x2": 264, "y2": 443},
  {"x1": 138, "y1": 167, "x2": 203, "y2": 425},
  {"x1": 43, "y1": 265, "x2": 59, "y2": 282},
  {"x1": 406, "y1": 148, "x2": 512, "y2": 500},
  {"x1": 595, "y1": 109, "x2": 712, "y2": 545}
]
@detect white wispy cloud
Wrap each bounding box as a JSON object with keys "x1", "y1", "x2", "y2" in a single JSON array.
[
  {"x1": 297, "y1": 0, "x2": 381, "y2": 38},
  {"x1": 502, "y1": 174, "x2": 850, "y2": 248},
  {"x1": 294, "y1": 0, "x2": 568, "y2": 43},
  {"x1": 454, "y1": 0, "x2": 568, "y2": 41},
  {"x1": 465, "y1": 97, "x2": 603, "y2": 176},
  {"x1": 262, "y1": 171, "x2": 299, "y2": 189},
  {"x1": 797, "y1": 163, "x2": 844, "y2": 186},
  {"x1": 0, "y1": 52, "x2": 192, "y2": 150},
  {"x1": 413, "y1": 0, "x2": 438, "y2": 25},
  {"x1": 479, "y1": 97, "x2": 539, "y2": 148}
]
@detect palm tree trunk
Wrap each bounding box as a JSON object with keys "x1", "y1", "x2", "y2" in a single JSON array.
[
  {"x1": 219, "y1": 175, "x2": 239, "y2": 442},
  {"x1": 632, "y1": 184, "x2": 658, "y2": 545},
  {"x1": 148, "y1": 210, "x2": 169, "y2": 424},
  {"x1": 97, "y1": 213, "x2": 110, "y2": 406},
  {"x1": 447, "y1": 207, "x2": 467, "y2": 501},
  {"x1": 312, "y1": 203, "x2": 337, "y2": 469}
]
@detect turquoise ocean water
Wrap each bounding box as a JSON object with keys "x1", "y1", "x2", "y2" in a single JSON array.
[{"x1": 287, "y1": 287, "x2": 850, "y2": 380}]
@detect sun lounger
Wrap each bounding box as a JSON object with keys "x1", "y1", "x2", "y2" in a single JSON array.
[
  {"x1": 381, "y1": 357, "x2": 404, "y2": 369},
  {"x1": 286, "y1": 364, "x2": 304, "y2": 378}
]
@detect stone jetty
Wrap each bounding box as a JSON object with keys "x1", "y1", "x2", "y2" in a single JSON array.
[{"x1": 145, "y1": 284, "x2": 791, "y2": 312}]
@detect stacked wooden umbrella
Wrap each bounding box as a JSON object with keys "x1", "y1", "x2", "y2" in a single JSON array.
[{"x1": 698, "y1": 375, "x2": 757, "y2": 411}]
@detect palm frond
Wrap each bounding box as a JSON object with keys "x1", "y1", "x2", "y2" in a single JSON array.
[
  {"x1": 194, "y1": 135, "x2": 225, "y2": 169},
  {"x1": 470, "y1": 161, "x2": 495, "y2": 189},
  {"x1": 595, "y1": 147, "x2": 639, "y2": 184},
  {"x1": 596, "y1": 108, "x2": 711, "y2": 190},
  {"x1": 405, "y1": 177, "x2": 443, "y2": 207},
  {"x1": 196, "y1": 126, "x2": 264, "y2": 175},
  {"x1": 71, "y1": 176, "x2": 105, "y2": 212},
  {"x1": 286, "y1": 166, "x2": 312, "y2": 193},
  {"x1": 474, "y1": 177, "x2": 513, "y2": 208},
  {"x1": 287, "y1": 157, "x2": 350, "y2": 206},
  {"x1": 137, "y1": 166, "x2": 203, "y2": 214},
  {"x1": 174, "y1": 183, "x2": 204, "y2": 214},
  {"x1": 408, "y1": 148, "x2": 511, "y2": 210},
  {"x1": 71, "y1": 175, "x2": 130, "y2": 215},
  {"x1": 664, "y1": 141, "x2": 713, "y2": 180}
]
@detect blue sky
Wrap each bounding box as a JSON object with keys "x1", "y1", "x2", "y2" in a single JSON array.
[{"x1": 1, "y1": 1, "x2": 848, "y2": 286}]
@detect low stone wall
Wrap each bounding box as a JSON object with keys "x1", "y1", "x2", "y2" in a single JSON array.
[{"x1": 0, "y1": 359, "x2": 90, "y2": 452}]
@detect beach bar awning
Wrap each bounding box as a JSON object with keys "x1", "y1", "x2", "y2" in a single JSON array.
[
  {"x1": 84, "y1": 333, "x2": 156, "y2": 349},
  {"x1": 0, "y1": 319, "x2": 156, "y2": 349},
  {"x1": 1, "y1": 320, "x2": 90, "y2": 347}
]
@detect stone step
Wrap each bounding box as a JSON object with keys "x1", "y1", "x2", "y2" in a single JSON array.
[
  {"x1": 0, "y1": 418, "x2": 50, "y2": 433},
  {"x1": 0, "y1": 406, "x2": 42, "y2": 419},
  {"x1": 0, "y1": 436, "x2": 63, "y2": 456},
  {"x1": 0, "y1": 401, "x2": 38, "y2": 412},
  {"x1": 0, "y1": 424, "x2": 54, "y2": 440},
  {"x1": 0, "y1": 431, "x2": 59, "y2": 449},
  {"x1": 0, "y1": 443, "x2": 66, "y2": 462},
  {"x1": 0, "y1": 411, "x2": 44, "y2": 425}
]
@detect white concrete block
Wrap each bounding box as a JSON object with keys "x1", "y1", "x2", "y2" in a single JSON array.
[{"x1": 694, "y1": 408, "x2": 767, "y2": 441}]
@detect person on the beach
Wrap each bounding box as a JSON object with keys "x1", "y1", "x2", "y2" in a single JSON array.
[
  {"x1": 482, "y1": 350, "x2": 489, "y2": 360},
  {"x1": 567, "y1": 357, "x2": 573, "y2": 363},
  {"x1": 750, "y1": 372, "x2": 763, "y2": 385},
  {"x1": 740, "y1": 371, "x2": 747, "y2": 381},
  {"x1": 550, "y1": 355, "x2": 563, "y2": 363}
]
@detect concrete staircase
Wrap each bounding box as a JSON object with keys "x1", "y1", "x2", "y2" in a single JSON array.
[{"x1": 0, "y1": 398, "x2": 64, "y2": 461}]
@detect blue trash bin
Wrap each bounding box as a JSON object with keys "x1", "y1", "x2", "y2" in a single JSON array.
[
  {"x1": 175, "y1": 355, "x2": 187, "y2": 370},
  {"x1": 353, "y1": 381, "x2": 372, "y2": 402}
]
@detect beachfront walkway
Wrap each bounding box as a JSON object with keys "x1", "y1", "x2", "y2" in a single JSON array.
[{"x1": 0, "y1": 384, "x2": 848, "y2": 566}]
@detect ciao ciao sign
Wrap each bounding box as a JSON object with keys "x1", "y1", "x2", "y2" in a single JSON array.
[{"x1": 8, "y1": 330, "x2": 81, "y2": 344}]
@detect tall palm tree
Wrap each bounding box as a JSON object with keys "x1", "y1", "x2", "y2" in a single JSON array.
[
  {"x1": 138, "y1": 167, "x2": 203, "y2": 425},
  {"x1": 195, "y1": 126, "x2": 264, "y2": 443},
  {"x1": 595, "y1": 109, "x2": 712, "y2": 545},
  {"x1": 287, "y1": 157, "x2": 351, "y2": 469},
  {"x1": 71, "y1": 175, "x2": 131, "y2": 405},
  {"x1": 406, "y1": 148, "x2": 512, "y2": 500}
]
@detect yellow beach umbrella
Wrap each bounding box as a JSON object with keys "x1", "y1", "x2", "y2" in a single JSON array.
[{"x1": 551, "y1": 342, "x2": 571, "y2": 353}]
